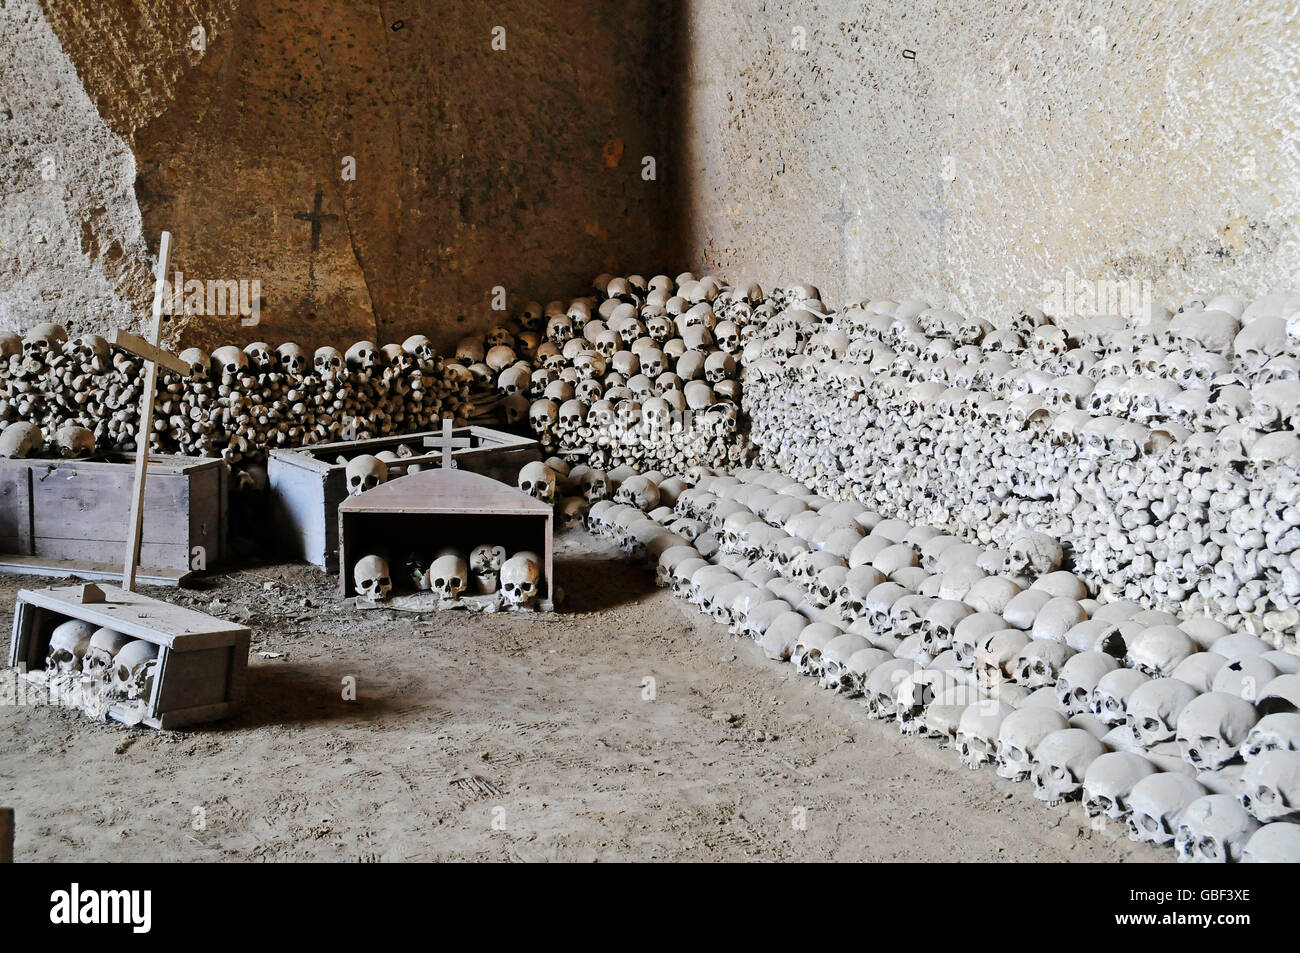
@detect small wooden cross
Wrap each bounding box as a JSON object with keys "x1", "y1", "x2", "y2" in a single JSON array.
[
  {"x1": 109, "y1": 230, "x2": 191, "y2": 592},
  {"x1": 422, "y1": 418, "x2": 471, "y2": 469}
]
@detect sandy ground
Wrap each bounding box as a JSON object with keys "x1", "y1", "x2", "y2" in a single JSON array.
[{"x1": 0, "y1": 531, "x2": 1166, "y2": 862}]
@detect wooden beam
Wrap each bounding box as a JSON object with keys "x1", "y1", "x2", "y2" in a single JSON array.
[
  {"x1": 123, "y1": 230, "x2": 172, "y2": 592},
  {"x1": 109, "y1": 328, "x2": 190, "y2": 377}
]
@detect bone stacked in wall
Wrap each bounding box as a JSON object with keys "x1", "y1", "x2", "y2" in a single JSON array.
[
  {"x1": 0, "y1": 327, "x2": 465, "y2": 465},
  {"x1": 579, "y1": 461, "x2": 1300, "y2": 862},
  {"x1": 741, "y1": 289, "x2": 1300, "y2": 648}
]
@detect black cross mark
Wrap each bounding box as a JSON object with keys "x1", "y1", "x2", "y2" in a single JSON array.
[{"x1": 294, "y1": 185, "x2": 339, "y2": 252}]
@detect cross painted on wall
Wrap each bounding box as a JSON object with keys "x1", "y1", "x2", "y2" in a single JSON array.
[{"x1": 294, "y1": 184, "x2": 338, "y2": 319}]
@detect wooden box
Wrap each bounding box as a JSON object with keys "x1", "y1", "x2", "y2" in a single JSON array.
[
  {"x1": 268, "y1": 426, "x2": 540, "y2": 571},
  {"x1": 8, "y1": 583, "x2": 250, "y2": 729},
  {"x1": 0, "y1": 453, "x2": 227, "y2": 586},
  {"x1": 338, "y1": 467, "x2": 554, "y2": 609}
]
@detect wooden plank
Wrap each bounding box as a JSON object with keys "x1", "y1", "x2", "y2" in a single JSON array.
[
  {"x1": 30, "y1": 467, "x2": 191, "y2": 544},
  {"x1": 0, "y1": 465, "x2": 32, "y2": 554},
  {"x1": 0, "y1": 555, "x2": 188, "y2": 587},
  {"x1": 123, "y1": 229, "x2": 172, "y2": 592},
  {"x1": 17, "y1": 585, "x2": 248, "y2": 647},
  {"x1": 108, "y1": 329, "x2": 190, "y2": 377}
]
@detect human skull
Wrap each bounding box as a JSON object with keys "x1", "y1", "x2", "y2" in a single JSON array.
[
  {"x1": 1082, "y1": 751, "x2": 1158, "y2": 821},
  {"x1": 353, "y1": 555, "x2": 392, "y2": 601},
  {"x1": 500, "y1": 553, "x2": 542, "y2": 609},
  {"x1": 1032, "y1": 728, "x2": 1106, "y2": 806},
  {"x1": 955, "y1": 699, "x2": 1015, "y2": 769},
  {"x1": 0, "y1": 422, "x2": 43, "y2": 459},
  {"x1": 428, "y1": 553, "x2": 468, "y2": 602},
  {"x1": 1128, "y1": 773, "x2": 1208, "y2": 845},
  {"x1": 996, "y1": 707, "x2": 1070, "y2": 781},
  {"x1": 107, "y1": 638, "x2": 160, "y2": 700},
  {"x1": 1175, "y1": 795, "x2": 1260, "y2": 863},
  {"x1": 1239, "y1": 750, "x2": 1300, "y2": 822},
  {"x1": 81, "y1": 627, "x2": 133, "y2": 680},
  {"x1": 314, "y1": 346, "x2": 344, "y2": 375},
  {"x1": 44, "y1": 619, "x2": 95, "y2": 673},
  {"x1": 518, "y1": 462, "x2": 556, "y2": 504},
  {"x1": 345, "y1": 454, "x2": 387, "y2": 496},
  {"x1": 1126, "y1": 677, "x2": 1200, "y2": 747},
  {"x1": 1175, "y1": 692, "x2": 1259, "y2": 771}
]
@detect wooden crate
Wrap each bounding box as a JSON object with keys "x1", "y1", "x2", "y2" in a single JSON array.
[
  {"x1": 268, "y1": 426, "x2": 540, "y2": 571},
  {"x1": 8, "y1": 583, "x2": 250, "y2": 729},
  {"x1": 338, "y1": 467, "x2": 554, "y2": 609},
  {"x1": 0, "y1": 453, "x2": 227, "y2": 585}
]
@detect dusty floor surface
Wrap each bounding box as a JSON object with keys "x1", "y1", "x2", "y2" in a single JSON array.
[{"x1": 0, "y1": 531, "x2": 1166, "y2": 862}]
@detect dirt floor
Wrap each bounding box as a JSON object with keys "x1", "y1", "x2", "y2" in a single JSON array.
[{"x1": 0, "y1": 531, "x2": 1167, "y2": 862}]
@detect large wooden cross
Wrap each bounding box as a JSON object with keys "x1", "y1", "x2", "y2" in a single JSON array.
[
  {"x1": 422, "y1": 418, "x2": 471, "y2": 469},
  {"x1": 108, "y1": 231, "x2": 191, "y2": 591}
]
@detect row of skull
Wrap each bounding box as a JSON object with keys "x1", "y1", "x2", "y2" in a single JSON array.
[
  {"x1": 582, "y1": 462, "x2": 1300, "y2": 863},
  {"x1": 42, "y1": 618, "x2": 160, "y2": 702},
  {"x1": 353, "y1": 547, "x2": 543, "y2": 609}
]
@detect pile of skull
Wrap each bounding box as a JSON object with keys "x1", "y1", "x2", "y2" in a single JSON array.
[
  {"x1": 583, "y1": 464, "x2": 1300, "y2": 862},
  {"x1": 449, "y1": 273, "x2": 752, "y2": 476},
  {"x1": 352, "y1": 545, "x2": 545, "y2": 611},
  {"x1": 0, "y1": 324, "x2": 468, "y2": 466},
  {"x1": 742, "y1": 290, "x2": 1300, "y2": 645},
  {"x1": 40, "y1": 618, "x2": 161, "y2": 711}
]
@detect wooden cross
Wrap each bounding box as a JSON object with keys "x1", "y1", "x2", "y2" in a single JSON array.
[
  {"x1": 109, "y1": 231, "x2": 191, "y2": 592},
  {"x1": 422, "y1": 418, "x2": 471, "y2": 469}
]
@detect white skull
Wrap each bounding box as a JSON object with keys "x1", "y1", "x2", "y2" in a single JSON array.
[
  {"x1": 1175, "y1": 795, "x2": 1260, "y2": 863},
  {"x1": 44, "y1": 619, "x2": 95, "y2": 673},
  {"x1": 1082, "y1": 751, "x2": 1158, "y2": 821},
  {"x1": 353, "y1": 554, "x2": 392, "y2": 601},
  {"x1": 276, "y1": 342, "x2": 310, "y2": 375},
  {"x1": 54, "y1": 423, "x2": 95, "y2": 459},
  {"x1": 314, "y1": 345, "x2": 344, "y2": 375},
  {"x1": 996, "y1": 706, "x2": 1070, "y2": 781},
  {"x1": 428, "y1": 553, "x2": 468, "y2": 601},
  {"x1": 0, "y1": 422, "x2": 43, "y2": 459},
  {"x1": 1055, "y1": 651, "x2": 1120, "y2": 714},
  {"x1": 1240, "y1": 751, "x2": 1300, "y2": 822},
  {"x1": 1031, "y1": 728, "x2": 1106, "y2": 806},
  {"x1": 956, "y1": 699, "x2": 1015, "y2": 769},
  {"x1": 345, "y1": 340, "x2": 384, "y2": 370},
  {"x1": 500, "y1": 553, "x2": 542, "y2": 608},
  {"x1": 82, "y1": 627, "x2": 132, "y2": 679},
  {"x1": 345, "y1": 455, "x2": 388, "y2": 496},
  {"x1": 1241, "y1": 713, "x2": 1300, "y2": 761},
  {"x1": 1175, "y1": 692, "x2": 1259, "y2": 771},
  {"x1": 1128, "y1": 773, "x2": 1208, "y2": 845},
  {"x1": 517, "y1": 462, "x2": 556, "y2": 504},
  {"x1": 1241, "y1": 822, "x2": 1300, "y2": 862},
  {"x1": 1126, "y1": 678, "x2": 1200, "y2": 747},
  {"x1": 108, "y1": 638, "x2": 160, "y2": 700},
  {"x1": 1091, "y1": 668, "x2": 1151, "y2": 726},
  {"x1": 469, "y1": 544, "x2": 508, "y2": 594}
]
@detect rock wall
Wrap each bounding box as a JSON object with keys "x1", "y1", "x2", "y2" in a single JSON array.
[
  {"x1": 7, "y1": 0, "x2": 681, "y2": 353},
  {"x1": 676, "y1": 0, "x2": 1300, "y2": 323}
]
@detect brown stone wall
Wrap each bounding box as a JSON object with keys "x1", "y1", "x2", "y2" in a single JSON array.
[{"x1": 11, "y1": 0, "x2": 681, "y2": 353}]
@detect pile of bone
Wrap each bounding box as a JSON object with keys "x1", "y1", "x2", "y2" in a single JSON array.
[
  {"x1": 741, "y1": 291, "x2": 1300, "y2": 646},
  {"x1": 0, "y1": 324, "x2": 468, "y2": 466},
  {"x1": 514, "y1": 458, "x2": 654, "y2": 533},
  {"x1": 41, "y1": 619, "x2": 159, "y2": 705},
  {"x1": 450, "y1": 273, "x2": 751, "y2": 474},
  {"x1": 585, "y1": 465, "x2": 1300, "y2": 863},
  {"x1": 351, "y1": 545, "x2": 544, "y2": 610}
]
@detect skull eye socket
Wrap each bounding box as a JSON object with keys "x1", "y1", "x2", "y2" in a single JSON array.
[
  {"x1": 450, "y1": 577, "x2": 461, "y2": 589},
  {"x1": 378, "y1": 577, "x2": 390, "y2": 588}
]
